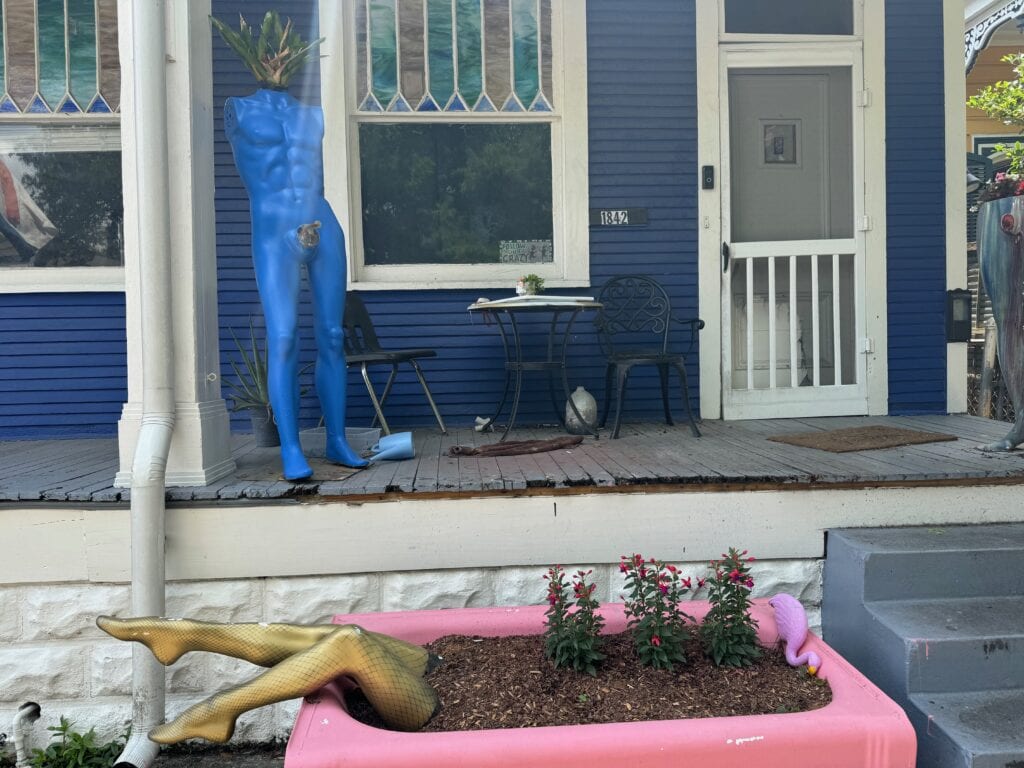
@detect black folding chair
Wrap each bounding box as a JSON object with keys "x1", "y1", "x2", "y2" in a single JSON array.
[
  {"x1": 594, "y1": 275, "x2": 704, "y2": 439},
  {"x1": 343, "y1": 293, "x2": 447, "y2": 435}
]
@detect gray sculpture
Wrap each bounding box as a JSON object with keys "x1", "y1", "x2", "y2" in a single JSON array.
[{"x1": 978, "y1": 194, "x2": 1024, "y2": 450}]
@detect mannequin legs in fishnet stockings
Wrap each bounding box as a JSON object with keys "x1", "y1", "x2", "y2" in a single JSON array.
[{"x1": 97, "y1": 616, "x2": 438, "y2": 743}]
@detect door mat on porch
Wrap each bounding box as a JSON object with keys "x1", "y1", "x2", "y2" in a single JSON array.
[{"x1": 768, "y1": 425, "x2": 958, "y2": 453}]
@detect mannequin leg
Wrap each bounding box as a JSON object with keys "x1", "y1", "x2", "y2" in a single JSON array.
[
  {"x1": 148, "y1": 625, "x2": 438, "y2": 743},
  {"x1": 308, "y1": 211, "x2": 367, "y2": 468},
  {"x1": 252, "y1": 231, "x2": 312, "y2": 480},
  {"x1": 96, "y1": 616, "x2": 433, "y2": 675}
]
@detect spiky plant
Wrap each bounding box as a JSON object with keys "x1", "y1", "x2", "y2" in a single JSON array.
[
  {"x1": 210, "y1": 11, "x2": 323, "y2": 90},
  {"x1": 224, "y1": 318, "x2": 271, "y2": 416}
]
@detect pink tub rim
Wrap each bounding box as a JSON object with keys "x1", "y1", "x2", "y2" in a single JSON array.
[{"x1": 285, "y1": 600, "x2": 916, "y2": 768}]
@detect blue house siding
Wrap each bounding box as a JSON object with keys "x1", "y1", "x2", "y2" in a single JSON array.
[
  {"x1": 0, "y1": 292, "x2": 127, "y2": 438},
  {"x1": 211, "y1": 0, "x2": 700, "y2": 432},
  {"x1": 885, "y1": 0, "x2": 948, "y2": 414}
]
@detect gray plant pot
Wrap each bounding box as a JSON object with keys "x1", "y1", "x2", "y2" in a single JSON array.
[{"x1": 250, "y1": 409, "x2": 280, "y2": 447}]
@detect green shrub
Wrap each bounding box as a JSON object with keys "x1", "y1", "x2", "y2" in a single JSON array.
[{"x1": 30, "y1": 717, "x2": 127, "y2": 768}]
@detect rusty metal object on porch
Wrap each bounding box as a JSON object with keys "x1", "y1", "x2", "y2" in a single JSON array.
[{"x1": 448, "y1": 435, "x2": 583, "y2": 457}]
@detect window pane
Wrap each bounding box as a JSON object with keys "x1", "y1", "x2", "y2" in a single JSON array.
[
  {"x1": 0, "y1": 151, "x2": 124, "y2": 268},
  {"x1": 0, "y1": 0, "x2": 118, "y2": 114},
  {"x1": 724, "y1": 0, "x2": 852, "y2": 35},
  {"x1": 354, "y1": 0, "x2": 553, "y2": 112},
  {"x1": 359, "y1": 123, "x2": 552, "y2": 265}
]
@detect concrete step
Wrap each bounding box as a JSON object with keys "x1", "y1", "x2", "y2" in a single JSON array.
[
  {"x1": 867, "y1": 596, "x2": 1024, "y2": 693},
  {"x1": 909, "y1": 689, "x2": 1024, "y2": 768},
  {"x1": 827, "y1": 524, "x2": 1024, "y2": 601}
]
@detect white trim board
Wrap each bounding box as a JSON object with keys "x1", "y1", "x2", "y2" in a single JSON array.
[
  {"x1": 6, "y1": 483, "x2": 1024, "y2": 585},
  {"x1": 948, "y1": 0, "x2": 969, "y2": 414}
]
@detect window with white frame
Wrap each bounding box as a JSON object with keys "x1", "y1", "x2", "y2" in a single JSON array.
[
  {"x1": 0, "y1": 0, "x2": 123, "y2": 292},
  {"x1": 321, "y1": 0, "x2": 589, "y2": 289}
]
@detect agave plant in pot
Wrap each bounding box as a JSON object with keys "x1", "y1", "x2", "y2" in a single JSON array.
[{"x1": 224, "y1": 319, "x2": 278, "y2": 447}]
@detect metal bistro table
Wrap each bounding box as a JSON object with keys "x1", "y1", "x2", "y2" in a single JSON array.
[{"x1": 468, "y1": 295, "x2": 603, "y2": 441}]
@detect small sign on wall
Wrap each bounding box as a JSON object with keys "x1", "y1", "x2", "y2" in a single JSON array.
[{"x1": 589, "y1": 208, "x2": 649, "y2": 227}]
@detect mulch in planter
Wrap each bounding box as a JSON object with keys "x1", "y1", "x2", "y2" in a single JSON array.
[{"x1": 345, "y1": 632, "x2": 831, "y2": 732}]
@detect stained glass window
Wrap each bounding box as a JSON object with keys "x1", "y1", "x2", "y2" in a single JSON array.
[
  {"x1": 0, "y1": 1, "x2": 123, "y2": 278},
  {"x1": 355, "y1": 0, "x2": 553, "y2": 113},
  {"x1": 0, "y1": 0, "x2": 121, "y2": 115},
  {"x1": 326, "y1": 0, "x2": 587, "y2": 285}
]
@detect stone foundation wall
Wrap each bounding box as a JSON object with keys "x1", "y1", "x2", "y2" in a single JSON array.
[{"x1": 0, "y1": 559, "x2": 821, "y2": 746}]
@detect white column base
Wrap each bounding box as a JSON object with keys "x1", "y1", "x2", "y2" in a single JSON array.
[{"x1": 115, "y1": 400, "x2": 236, "y2": 487}]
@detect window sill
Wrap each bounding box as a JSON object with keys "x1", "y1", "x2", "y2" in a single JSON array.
[
  {"x1": 350, "y1": 276, "x2": 592, "y2": 292},
  {"x1": 0, "y1": 266, "x2": 124, "y2": 293}
]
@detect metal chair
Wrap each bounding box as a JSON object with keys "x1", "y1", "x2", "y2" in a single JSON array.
[
  {"x1": 343, "y1": 293, "x2": 447, "y2": 435},
  {"x1": 594, "y1": 275, "x2": 704, "y2": 439}
]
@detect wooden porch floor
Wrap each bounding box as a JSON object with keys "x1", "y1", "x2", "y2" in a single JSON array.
[{"x1": 3, "y1": 415, "x2": 1024, "y2": 504}]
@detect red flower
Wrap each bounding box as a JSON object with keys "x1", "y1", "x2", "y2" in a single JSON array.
[
  {"x1": 729, "y1": 569, "x2": 742, "y2": 583},
  {"x1": 681, "y1": 577, "x2": 692, "y2": 589},
  {"x1": 659, "y1": 583, "x2": 668, "y2": 595},
  {"x1": 619, "y1": 562, "x2": 628, "y2": 573},
  {"x1": 745, "y1": 578, "x2": 754, "y2": 588},
  {"x1": 639, "y1": 568, "x2": 647, "y2": 579},
  {"x1": 666, "y1": 564, "x2": 678, "y2": 573},
  {"x1": 697, "y1": 578, "x2": 707, "y2": 588},
  {"x1": 651, "y1": 635, "x2": 661, "y2": 647}
]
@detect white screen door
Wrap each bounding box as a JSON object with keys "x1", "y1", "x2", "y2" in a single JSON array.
[{"x1": 720, "y1": 50, "x2": 867, "y2": 419}]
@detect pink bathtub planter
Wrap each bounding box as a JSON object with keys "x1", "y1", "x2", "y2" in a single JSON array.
[{"x1": 286, "y1": 600, "x2": 916, "y2": 768}]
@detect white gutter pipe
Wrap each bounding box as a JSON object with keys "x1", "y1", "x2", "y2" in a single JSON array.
[
  {"x1": 12, "y1": 702, "x2": 41, "y2": 768},
  {"x1": 115, "y1": 2, "x2": 174, "y2": 767}
]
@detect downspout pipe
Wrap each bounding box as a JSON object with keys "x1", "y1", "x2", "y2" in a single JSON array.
[{"x1": 115, "y1": 2, "x2": 174, "y2": 766}]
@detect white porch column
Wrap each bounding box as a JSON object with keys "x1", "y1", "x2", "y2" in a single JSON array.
[{"x1": 115, "y1": 0, "x2": 235, "y2": 487}]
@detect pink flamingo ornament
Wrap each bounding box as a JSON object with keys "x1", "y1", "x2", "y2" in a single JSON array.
[{"x1": 769, "y1": 593, "x2": 822, "y2": 676}]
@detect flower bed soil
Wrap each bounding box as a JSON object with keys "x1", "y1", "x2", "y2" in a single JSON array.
[{"x1": 345, "y1": 632, "x2": 831, "y2": 732}]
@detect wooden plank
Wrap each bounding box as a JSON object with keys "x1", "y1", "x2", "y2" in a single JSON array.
[
  {"x1": 436, "y1": 428, "x2": 462, "y2": 491},
  {"x1": 411, "y1": 430, "x2": 443, "y2": 492}
]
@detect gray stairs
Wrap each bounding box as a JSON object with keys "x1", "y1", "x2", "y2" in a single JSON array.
[{"x1": 823, "y1": 524, "x2": 1024, "y2": 768}]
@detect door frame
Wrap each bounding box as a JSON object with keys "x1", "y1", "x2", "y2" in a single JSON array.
[{"x1": 696, "y1": 0, "x2": 889, "y2": 420}]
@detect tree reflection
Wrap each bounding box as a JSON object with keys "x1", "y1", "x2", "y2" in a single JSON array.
[
  {"x1": 0, "y1": 150, "x2": 123, "y2": 268},
  {"x1": 359, "y1": 123, "x2": 553, "y2": 265}
]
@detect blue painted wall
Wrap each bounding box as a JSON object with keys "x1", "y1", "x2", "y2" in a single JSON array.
[
  {"x1": 211, "y1": 0, "x2": 700, "y2": 432},
  {"x1": 0, "y1": 292, "x2": 126, "y2": 438},
  {"x1": 885, "y1": 0, "x2": 947, "y2": 414},
  {"x1": 0, "y1": 0, "x2": 950, "y2": 440}
]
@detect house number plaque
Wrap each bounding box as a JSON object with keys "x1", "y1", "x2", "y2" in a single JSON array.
[{"x1": 589, "y1": 208, "x2": 649, "y2": 227}]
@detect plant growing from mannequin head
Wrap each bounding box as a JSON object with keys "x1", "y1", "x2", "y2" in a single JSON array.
[
  {"x1": 968, "y1": 53, "x2": 1024, "y2": 177},
  {"x1": 210, "y1": 10, "x2": 323, "y2": 90}
]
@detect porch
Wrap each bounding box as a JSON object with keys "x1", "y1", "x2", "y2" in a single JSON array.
[{"x1": 4, "y1": 413, "x2": 1024, "y2": 504}]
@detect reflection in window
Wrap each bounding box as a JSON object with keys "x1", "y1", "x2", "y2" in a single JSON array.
[
  {"x1": 0, "y1": 151, "x2": 123, "y2": 268},
  {"x1": 359, "y1": 123, "x2": 552, "y2": 265},
  {"x1": 724, "y1": 0, "x2": 853, "y2": 35}
]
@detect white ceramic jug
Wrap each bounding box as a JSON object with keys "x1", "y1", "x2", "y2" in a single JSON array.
[{"x1": 565, "y1": 386, "x2": 597, "y2": 434}]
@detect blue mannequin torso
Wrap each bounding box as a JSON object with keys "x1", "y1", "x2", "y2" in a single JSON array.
[{"x1": 225, "y1": 89, "x2": 367, "y2": 478}]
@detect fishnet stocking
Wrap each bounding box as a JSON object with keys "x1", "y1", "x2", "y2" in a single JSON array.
[{"x1": 97, "y1": 616, "x2": 438, "y2": 742}]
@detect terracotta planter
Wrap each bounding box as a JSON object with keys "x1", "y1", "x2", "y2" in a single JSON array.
[{"x1": 286, "y1": 601, "x2": 915, "y2": 768}]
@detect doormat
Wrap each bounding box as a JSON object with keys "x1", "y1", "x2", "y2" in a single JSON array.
[{"x1": 768, "y1": 425, "x2": 958, "y2": 453}]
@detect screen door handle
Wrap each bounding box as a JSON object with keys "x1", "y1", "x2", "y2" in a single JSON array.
[{"x1": 722, "y1": 242, "x2": 730, "y2": 272}]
